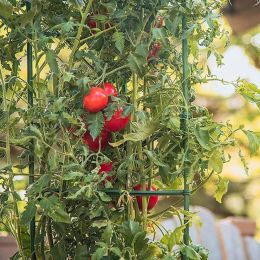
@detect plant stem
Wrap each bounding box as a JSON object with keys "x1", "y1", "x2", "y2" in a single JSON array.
[
  {"x1": 0, "y1": 63, "x2": 26, "y2": 260},
  {"x1": 68, "y1": 0, "x2": 94, "y2": 68}
]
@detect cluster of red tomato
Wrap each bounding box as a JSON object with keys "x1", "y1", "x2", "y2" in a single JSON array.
[{"x1": 81, "y1": 15, "x2": 165, "y2": 211}]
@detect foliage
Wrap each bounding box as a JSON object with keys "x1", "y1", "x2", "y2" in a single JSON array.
[{"x1": 0, "y1": 0, "x2": 258, "y2": 259}]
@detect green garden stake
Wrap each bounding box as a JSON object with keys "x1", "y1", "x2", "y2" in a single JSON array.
[
  {"x1": 26, "y1": 1, "x2": 36, "y2": 259},
  {"x1": 181, "y1": 4, "x2": 191, "y2": 260}
]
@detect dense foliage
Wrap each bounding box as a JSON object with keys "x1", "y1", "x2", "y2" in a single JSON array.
[{"x1": 0, "y1": 0, "x2": 258, "y2": 259}]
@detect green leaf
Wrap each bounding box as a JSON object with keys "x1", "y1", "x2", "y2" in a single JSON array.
[
  {"x1": 20, "y1": 201, "x2": 36, "y2": 225},
  {"x1": 214, "y1": 177, "x2": 229, "y2": 203},
  {"x1": 92, "y1": 247, "x2": 106, "y2": 260},
  {"x1": 63, "y1": 171, "x2": 84, "y2": 180},
  {"x1": 97, "y1": 191, "x2": 111, "y2": 202},
  {"x1": 101, "y1": 221, "x2": 112, "y2": 243},
  {"x1": 38, "y1": 196, "x2": 71, "y2": 224},
  {"x1": 28, "y1": 174, "x2": 51, "y2": 195},
  {"x1": 127, "y1": 44, "x2": 148, "y2": 77},
  {"x1": 62, "y1": 112, "x2": 77, "y2": 124},
  {"x1": 86, "y1": 112, "x2": 104, "y2": 140},
  {"x1": 209, "y1": 150, "x2": 223, "y2": 173},
  {"x1": 112, "y1": 31, "x2": 125, "y2": 54},
  {"x1": 194, "y1": 125, "x2": 211, "y2": 150},
  {"x1": 164, "y1": 15, "x2": 181, "y2": 36},
  {"x1": 243, "y1": 130, "x2": 260, "y2": 156},
  {"x1": 109, "y1": 247, "x2": 121, "y2": 257},
  {"x1": 180, "y1": 245, "x2": 201, "y2": 260},
  {"x1": 144, "y1": 150, "x2": 167, "y2": 167},
  {"x1": 161, "y1": 225, "x2": 185, "y2": 251},
  {"x1": 46, "y1": 50, "x2": 59, "y2": 74},
  {"x1": 0, "y1": 0, "x2": 13, "y2": 19}
]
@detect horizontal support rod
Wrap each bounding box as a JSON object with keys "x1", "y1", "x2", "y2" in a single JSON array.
[{"x1": 103, "y1": 189, "x2": 189, "y2": 196}]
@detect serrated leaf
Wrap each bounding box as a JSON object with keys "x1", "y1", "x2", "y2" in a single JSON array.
[
  {"x1": 97, "y1": 191, "x2": 111, "y2": 202},
  {"x1": 194, "y1": 125, "x2": 211, "y2": 150},
  {"x1": 62, "y1": 112, "x2": 77, "y2": 124},
  {"x1": 92, "y1": 247, "x2": 106, "y2": 260},
  {"x1": 101, "y1": 221, "x2": 112, "y2": 243},
  {"x1": 112, "y1": 31, "x2": 125, "y2": 53},
  {"x1": 144, "y1": 150, "x2": 167, "y2": 167},
  {"x1": 63, "y1": 171, "x2": 84, "y2": 180},
  {"x1": 86, "y1": 112, "x2": 104, "y2": 140},
  {"x1": 38, "y1": 196, "x2": 71, "y2": 224},
  {"x1": 20, "y1": 201, "x2": 36, "y2": 225},
  {"x1": 214, "y1": 177, "x2": 229, "y2": 203},
  {"x1": 0, "y1": 0, "x2": 13, "y2": 19},
  {"x1": 46, "y1": 50, "x2": 59, "y2": 74},
  {"x1": 209, "y1": 150, "x2": 223, "y2": 173},
  {"x1": 127, "y1": 44, "x2": 148, "y2": 77},
  {"x1": 164, "y1": 15, "x2": 181, "y2": 36},
  {"x1": 180, "y1": 245, "x2": 201, "y2": 260},
  {"x1": 28, "y1": 174, "x2": 51, "y2": 195},
  {"x1": 243, "y1": 130, "x2": 260, "y2": 156}
]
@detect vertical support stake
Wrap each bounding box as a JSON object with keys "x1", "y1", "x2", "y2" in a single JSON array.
[
  {"x1": 181, "y1": 3, "x2": 190, "y2": 260},
  {"x1": 26, "y1": 1, "x2": 36, "y2": 259}
]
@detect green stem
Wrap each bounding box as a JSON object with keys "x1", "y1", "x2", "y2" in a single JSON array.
[
  {"x1": 0, "y1": 64, "x2": 26, "y2": 260},
  {"x1": 68, "y1": 0, "x2": 94, "y2": 68}
]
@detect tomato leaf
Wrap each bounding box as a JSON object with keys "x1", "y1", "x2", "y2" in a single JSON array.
[
  {"x1": 0, "y1": 0, "x2": 13, "y2": 19},
  {"x1": 214, "y1": 177, "x2": 229, "y2": 203},
  {"x1": 45, "y1": 50, "x2": 59, "y2": 74},
  {"x1": 20, "y1": 201, "x2": 36, "y2": 225},
  {"x1": 113, "y1": 31, "x2": 125, "y2": 54},
  {"x1": 87, "y1": 112, "x2": 104, "y2": 140},
  {"x1": 180, "y1": 245, "x2": 202, "y2": 260},
  {"x1": 209, "y1": 150, "x2": 223, "y2": 173},
  {"x1": 243, "y1": 130, "x2": 260, "y2": 156},
  {"x1": 38, "y1": 196, "x2": 71, "y2": 224}
]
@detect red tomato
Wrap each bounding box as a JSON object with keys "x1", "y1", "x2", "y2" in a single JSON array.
[
  {"x1": 103, "y1": 82, "x2": 118, "y2": 97},
  {"x1": 104, "y1": 108, "x2": 130, "y2": 132},
  {"x1": 83, "y1": 87, "x2": 108, "y2": 113},
  {"x1": 154, "y1": 16, "x2": 164, "y2": 28},
  {"x1": 82, "y1": 129, "x2": 110, "y2": 152},
  {"x1": 87, "y1": 19, "x2": 97, "y2": 29},
  {"x1": 98, "y1": 162, "x2": 115, "y2": 182},
  {"x1": 134, "y1": 184, "x2": 159, "y2": 211},
  {"x1": 147, "y1": 42, "x2": 161, "y2": 61}
]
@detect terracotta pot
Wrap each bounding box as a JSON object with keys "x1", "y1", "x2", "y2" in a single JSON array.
[
  {"x1": 0, "y1": 233, "x2": 18, "y2": 260},
  {"x1": 226, "y1": 217, "x2": 257, "y2": 236}
]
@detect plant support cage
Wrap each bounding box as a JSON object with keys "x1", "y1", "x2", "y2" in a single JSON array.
[{"x1": 25, "y1": 0, "x2": 191, "y2": 259}]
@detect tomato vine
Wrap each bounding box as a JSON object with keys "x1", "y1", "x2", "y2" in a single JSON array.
[{"x1": 0, "y1": 0, "x2": 258, "y2": 259}]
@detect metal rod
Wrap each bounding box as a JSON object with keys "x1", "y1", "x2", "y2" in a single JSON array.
[
  {"x1": 103, "y1": 189, "x2": 186, "y2": 196},
  {"x1": 26, "y1": 1, "x2": 36, "y2": 259},
  {"x1": 181, "y1": 4, "x2": 190, "y2": 259}
]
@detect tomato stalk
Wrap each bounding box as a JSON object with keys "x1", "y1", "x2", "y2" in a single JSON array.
[
  {"x1": 132, "y1": 74, "x2": 148, "y2": 228},
  {"x1": 0, "y1": 64, "x2": 26, "y2": 260},
  {"x1": 68, "y1": 0, "x2": 94, "y2": 68}
]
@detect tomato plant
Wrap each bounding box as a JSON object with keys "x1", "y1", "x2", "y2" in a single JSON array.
[{"x1": 0, "y1": 0, "x2": 257, "y2": 259}]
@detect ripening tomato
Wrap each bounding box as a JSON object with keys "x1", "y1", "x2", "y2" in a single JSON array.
[
  {"x1": 98, "y1": 162, "x2": 115, "y2": 182},
  {"x1": 154, "y1": 16, "x2": 164, "y2": 28},
  {"x1": 104, "y1": 108, "x2": 130, "y2": 132},
  {"x1": 147, "y1": 42, "x2": 161, "y2": 61},
  {"x1": 103, "y1": 82, "x2": 118, "y2": 97},
  {"x1": 87, "y1": 18, "x2": 97, "y2": 29},
  {"x1": 83, "y1": 87, "x2": 108, "y2": 113},
  {"x1": 134, "y1": 184, "x2": 159, "y2": 211},
  {"x1": 83, "y1": 129, "x2": 110, "y2": 152}
]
